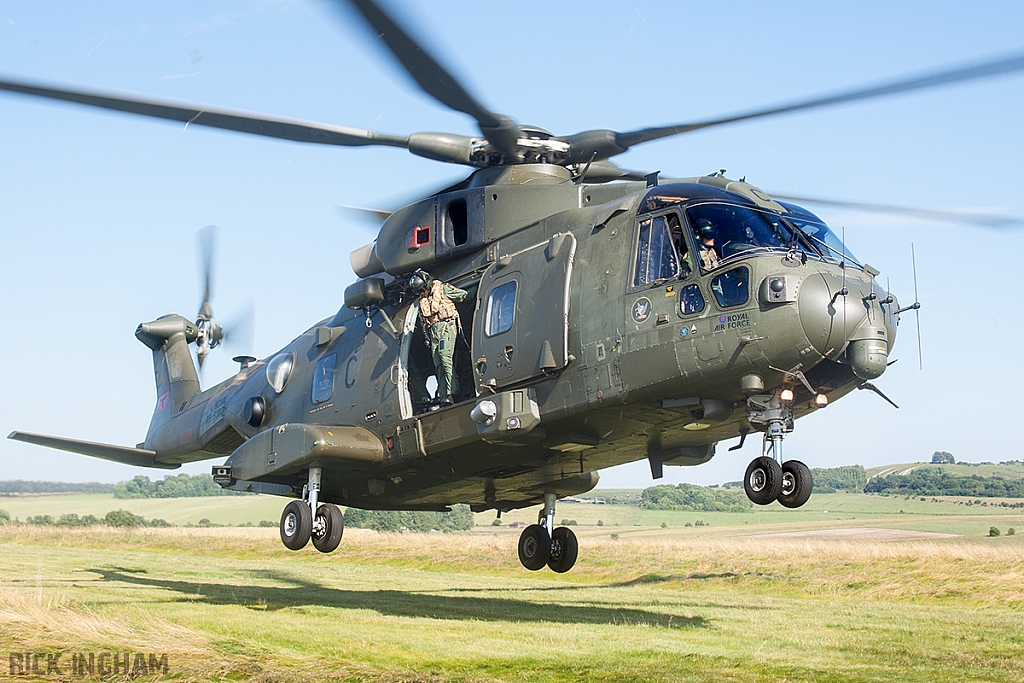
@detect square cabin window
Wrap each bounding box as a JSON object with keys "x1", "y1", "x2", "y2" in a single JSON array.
[
  {"x1": 486, "y1": 281, "x2": 517, "y2": 337},
  {"x1": 311, "y1": 354, "x2": 337, "y2": 404}
]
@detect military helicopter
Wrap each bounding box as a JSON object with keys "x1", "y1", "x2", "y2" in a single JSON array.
[{"x1": 5, "y1": 0, "x2": 1024, "y2": 572}]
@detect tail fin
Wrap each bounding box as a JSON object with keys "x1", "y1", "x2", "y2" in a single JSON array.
[{"x1": 135, "y1": 315, "x2": 201, "y2": 438}]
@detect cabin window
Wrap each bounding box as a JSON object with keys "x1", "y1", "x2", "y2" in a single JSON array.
[
  {"x1": 633, "y1": 214, "x2": 681, "y2": 287},
  {"x1": 266, "y1": 352, "x2": 294, "y2": 394},
  {"x1": 311, "y1": 354, "x2": 337, "y2": 404},
  {"x1": 485, "y1": 280, "x2": 517, "y2": 337},
  {"x1": 711, "y1": 266, "x2": 750, "y2": 308},
  {"x1": 679, "y1": 284, "x2": 705, "y2": 315}
]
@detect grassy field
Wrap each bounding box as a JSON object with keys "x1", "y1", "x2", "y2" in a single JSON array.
[
  {"x1": 2, "y1": 500, "x2": 1024, "y2": 682},
  {"x1": 3, "y1": 488, "x2": 1023, "y2": 535}
]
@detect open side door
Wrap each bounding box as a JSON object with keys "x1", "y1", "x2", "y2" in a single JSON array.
[{"x1": 473, "y1": 233, "x2": 576, "y2": 389}]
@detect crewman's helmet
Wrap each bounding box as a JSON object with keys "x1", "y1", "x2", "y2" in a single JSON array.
[
  {"x1": 696, "y1": 218, "x2": 717, "y2": 240},
  {"x1": 409, "y1": 269, "x2": 433, "y2": 293}
]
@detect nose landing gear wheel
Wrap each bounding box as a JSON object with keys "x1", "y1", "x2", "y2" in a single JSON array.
[
  {"x1": 312, "y1": 503, "x2": 345, "y2": 553},
  {"x1": 280, "y1": 500, "x2": 312, "y2": 550},
  {"x1": 518, "y1": 524, "x2": 551, "y2": 571},
  {"x1": 744, "y1": 456, "x2": 783, "y2": 505},
  {"x1": 548, "y1": 527, "x2": 578, "y2": 573},
  {"x1": 777, "y1": 460, "x2": 813, "y2": 509}
]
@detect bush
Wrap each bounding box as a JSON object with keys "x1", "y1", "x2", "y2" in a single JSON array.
[
  {"x1": 0, "y1": 509, "x2": 10, "y2": 524},
  {"x1": 105, "y1": 509, "x2": 141, "y2": 528},
  {"x1": 610, "y1": 533, "x2": 620, "y2": 540},
  {"x1": 146, "y1": 518, "x2": 171, "y2": 528},
  {"x1": 641, "y1": 482, "x2": 751, "y2": 512},
  {"x1": 258, "y1": 520, "x2": 276, "y2": 527},
  {"x1": 26, "y1": 515, "x2": 54, "y2": 525},
  {"x1": 989, "y1": 526, "x2": 1001, "y2": 537},
  {"x1": 56, "y1": 513, "x2": 101, "y2": 527},
  {"x1": 597, "y1": 519, "x2": 603, "y2": 526},
  {"x1": 661, "y1": 522, "x2": 668, "y2": 528},
  {"x1": 1008, "y1": 528, "x2": 1016, "y2": 536},
  {"x1": 490, "y1": 518, "x2": 503, "y2": 526},
  {"x1": 344, "y1": 505, "x2": 475, "y2": 532},
  {"x1": 811, "y1": 465, "x2": 867, "y2": 493},
  {"x1": 560, "y1": 519, "x2": 577, "y2": 527}
]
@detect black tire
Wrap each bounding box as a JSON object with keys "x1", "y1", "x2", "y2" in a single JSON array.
[
  {"x1": 518, "y1": 524, "x2": 551, "y2": 571},
  {"x1": 312, "y1": 503, "x2": 345, "y2": 553},
  {"x1": 744, "y1": 456, "x2": 783, "y2": 505},
  {"x1": 548, "y1": 527, "x2": 578, "y2": 573},
  {"x1": 778, "y1": 460, "x2": 813, "y2": 509},
  {"x1": 280, "y1": 500, "x2": 312, "y2": 550}
]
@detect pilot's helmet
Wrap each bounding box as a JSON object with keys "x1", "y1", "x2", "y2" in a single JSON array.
[
  {"x1": 696, "y1": 218, "x2": 717, "y2": 240},
  {"x1": 409, "y1": 269, "x2": 433, "y2": 293}
]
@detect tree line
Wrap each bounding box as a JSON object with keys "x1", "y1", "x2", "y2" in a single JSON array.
[
  {"x1": 343, "y1": 505, "x2": 475, "y2": 532},
  {"x1": 865, "y1": 468, "x2": 1024, "y2": 497}
]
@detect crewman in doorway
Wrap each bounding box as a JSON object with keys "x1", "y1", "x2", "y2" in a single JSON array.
[{"x1": 415, "y1": 270, "x2": 468, "y2": 405}]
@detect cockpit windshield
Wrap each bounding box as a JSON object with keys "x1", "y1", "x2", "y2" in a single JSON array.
[
  {"x1": 686, "y1": 203, "x2": 804, "y2": 268},
  {"x1": 784, "y1": 214, "x2": 860, "y2": 266}
]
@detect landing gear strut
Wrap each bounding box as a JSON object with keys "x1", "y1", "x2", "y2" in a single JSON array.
[
  {"x1": 279, "y1": 466, "x2": 345, "y2": 553},
  {"x1": 517, "y1": 492, "x2": 578, "y2": 572},
  {"x1": 743, "y1": 390, "x2": 812, "y2": 507}
]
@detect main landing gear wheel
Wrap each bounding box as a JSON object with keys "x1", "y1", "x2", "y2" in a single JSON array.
[
  {"x1": 280, "y1": 500, "x2": 312, "y2": 550},
  {"x1": 312, "y1": 503, "x2": 345, "y2": 553},
  {"x1": 548, "y1": 527, "x2": 578, "y2": 573},
  {"x1": 777, "y1": 460, "x2": 813, "y2": 509},
  {"x1": 744, "y1": 456, "x2": 783, "y2": 505},
  {"x1": 518, "y1": 524, "x2": 551, "y2": 571}
]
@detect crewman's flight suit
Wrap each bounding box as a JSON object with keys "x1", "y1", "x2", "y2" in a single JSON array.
[{"x1": 419, "y1": 279, "x2": 468, "y2": 402}]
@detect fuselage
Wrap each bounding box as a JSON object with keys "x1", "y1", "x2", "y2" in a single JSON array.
[{"x1": 139, "y1": 168, "x2": 899, "y2": 513}]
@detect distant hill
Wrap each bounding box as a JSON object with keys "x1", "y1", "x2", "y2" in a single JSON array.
[
  {"x1": 867, "y1": 461, "x2": 1024, "y2": 481},
  {"x1": 0, "y1": 481, "x2": 114, "y2": 495}
]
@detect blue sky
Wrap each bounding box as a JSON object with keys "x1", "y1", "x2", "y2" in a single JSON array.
[{"x1": 1, "y1": 0, "x2": 1023, "y2": 488}]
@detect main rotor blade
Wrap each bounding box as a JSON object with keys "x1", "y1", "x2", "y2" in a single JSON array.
[
  {"x1": 612, "y1": 49, "x2": 1024, "y2": 150},
  {"x1": 0, "y1": 75, "x2": 410, "y2": 148},
  {"x1": 773, "y1": 192, "x2": 1023, "y2": 229},
  {"x1": 343, "y1": 0, "x2": 520, "y2": 157}
]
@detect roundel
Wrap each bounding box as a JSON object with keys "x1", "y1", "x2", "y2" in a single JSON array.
[{"x1": 631, "y1": 297, "x2": 652, "y2": 324}]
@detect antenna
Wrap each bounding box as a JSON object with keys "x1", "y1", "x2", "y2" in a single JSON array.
[
  {"x1": 894, "y1": 243, "x2": 923, "y2": 369},
  {"x1": 912, "y1": 243, "x2": 922, "y2": 370}
]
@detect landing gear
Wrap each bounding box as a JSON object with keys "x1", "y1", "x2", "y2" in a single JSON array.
[
  {"x1": 548, "y1": 526, "x2": 578, "y2": 573},
  {"x1": 279, "y1": 466, "x2": 346, "y2": 553},
  {"x1": 743, "y1": 388, "x2": 813, "y2": 508},
  {"x1": 744, "y1": 456, "x2": 782, "y2": 505},
  {"x1": 518, "y1": 524, "x2": 550, "y2": 570},
  {"x1": 280, "y1": 500, "x2": 312, "y2": 550},
  {"x1": 312, "y1": 503, "x2": 345, "y2": 553},
  {"x1": 517, "y1": 492, "x2": 579, "y2": 572},
  {"x1": 778, "y1": 460, "x2": 813, "y2": 509}
]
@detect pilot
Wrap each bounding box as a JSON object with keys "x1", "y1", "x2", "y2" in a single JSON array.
[
  {"x1": 413, "y1": 270, "x2": 468, "y2": 405},
  {"x1": 695, "y1": 218, "x2": 721, "y2": 271}
]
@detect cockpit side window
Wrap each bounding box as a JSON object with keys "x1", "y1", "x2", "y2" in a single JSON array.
[
  {"x1": 633, "y1": 212, "x2": 689, "y2": 288},
  {"x1": 686, "y1": 203, "x2": 804, "y2": 269}
]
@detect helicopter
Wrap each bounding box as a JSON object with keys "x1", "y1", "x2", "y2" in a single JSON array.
[{"x1": 4, "y1": 1, "x2": 1024, "y2": 572}]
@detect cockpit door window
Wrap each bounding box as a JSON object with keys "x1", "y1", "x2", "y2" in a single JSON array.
[{"x1": 632, "y1": 212, "x2": 691, "y2": 288}]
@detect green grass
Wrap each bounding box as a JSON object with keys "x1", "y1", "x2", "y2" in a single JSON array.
[{"x1": 1, "y1": 525, "x2": 1022, "y2": 682}]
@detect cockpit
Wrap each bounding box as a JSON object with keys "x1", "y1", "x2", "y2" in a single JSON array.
[{"x1": 632, "y1": 193, "x2": 861, "y2": 293}]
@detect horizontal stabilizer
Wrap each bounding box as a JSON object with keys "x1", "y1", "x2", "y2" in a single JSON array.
[{"x1": 7, "y1": 431, "x2": 180, "y2": 470}]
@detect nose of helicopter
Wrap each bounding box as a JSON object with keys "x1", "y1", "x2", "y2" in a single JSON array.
[{"x1": 797, "y1": 270, "x2": 896, "y2": 380}]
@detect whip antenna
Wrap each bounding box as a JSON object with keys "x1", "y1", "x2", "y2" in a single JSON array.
[{"x1": 912, "y1": 243, "x2": 922, "y2": 370}]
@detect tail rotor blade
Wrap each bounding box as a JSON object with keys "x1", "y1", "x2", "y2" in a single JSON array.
[{"x1": 197, "y1": 225, "x2": 217, "y2": 321}]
